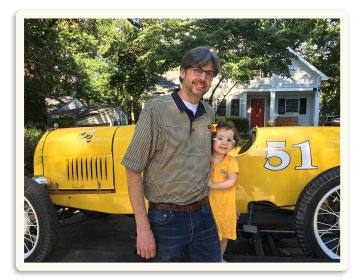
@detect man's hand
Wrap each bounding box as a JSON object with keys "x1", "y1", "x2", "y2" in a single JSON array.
[
  {"x1": 126, "y1": 167, "x2": 157, "y2": 259},
  {"x1": 137, "y1": 228, "x2": 156, "y2": 259}
]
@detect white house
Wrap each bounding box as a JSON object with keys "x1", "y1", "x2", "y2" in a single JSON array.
[
  {"x1": 204, "y1": 47, "x2": 329, "y2": 127},
  {"x1": 144, "y1": 47, "x2": 329, "y2": 128}
]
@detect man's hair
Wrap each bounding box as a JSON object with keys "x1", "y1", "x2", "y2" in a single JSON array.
[{"x1": 179, "y1": 46, "x2": 221, "y2": 83}]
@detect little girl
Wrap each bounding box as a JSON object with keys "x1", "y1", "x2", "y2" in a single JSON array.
[{"x1": 208, "y1": 120, "x2": 240, "y2": 262}]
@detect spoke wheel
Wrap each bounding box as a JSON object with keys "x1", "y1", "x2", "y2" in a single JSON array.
[
  {"x1": 313, "y1": 186, "x2": 340, "y2": 259},
  {"x1": 295, "y1": 166, "x2": 340, "y2": 259},
  {"x1": 24, "y1": 177, "x2": 58, "y2": 262},
  {"x1": 24, "y1": 197, "x2": 40, "y2": 259}
]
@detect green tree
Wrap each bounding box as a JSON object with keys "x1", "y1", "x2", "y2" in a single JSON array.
[
  {"x1": 24, "y1": 18, "x2": 339, "y2": 127},
  {"x1": 190, "y1": 19, "x2": 299, "y2": 105},
  {"x1": 24, "y1": 19, "x2": 122, "y2": 126},
  {"x1": 104, "y1": 19, "x2": 184, "y2": 123},
  {"x1": 293, "y1": 19, "x2": 340, "y2": 122},
  {"x1": 24, "y1": 19, "x2": 61, "y2": 123},
  {"x1": 24, "y1": 19, "x2": 96, "y2": 124},
  {"x1": 111, "y1": 18, "x2": 299, "y2": 112}
]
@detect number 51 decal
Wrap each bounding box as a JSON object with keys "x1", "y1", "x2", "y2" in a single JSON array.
[{"x1": 264, "y1": 140, "x2": 318, "y2": 171}]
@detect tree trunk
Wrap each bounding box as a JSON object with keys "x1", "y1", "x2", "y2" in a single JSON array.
[{"x1": 208, "y1": 76, "x2": 225, "y2": 106}]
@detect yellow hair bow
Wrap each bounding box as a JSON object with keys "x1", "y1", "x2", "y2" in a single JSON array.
[{"x1": 210, "y1": 123, "x2": 218, "y2": 133}]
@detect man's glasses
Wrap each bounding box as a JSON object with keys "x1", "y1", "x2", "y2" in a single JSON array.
[
  {"x1": 213, "y1": 137, "x2": 235, "y2": 144},
  {"x1": 191, "y1": 67, "x2": 215, "y2": 80}
]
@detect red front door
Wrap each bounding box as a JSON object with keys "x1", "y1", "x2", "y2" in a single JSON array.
[{"x1": 250, "y1": 98, "x2": 265, "y2": 128}]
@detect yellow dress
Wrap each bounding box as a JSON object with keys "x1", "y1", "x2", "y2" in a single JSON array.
[{"x1": 209, "y1": 154, "x2": 239, "y2": 240}]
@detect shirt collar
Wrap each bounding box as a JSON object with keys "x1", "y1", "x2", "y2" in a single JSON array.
[
  {"x1": 171, "y1": 89, "x2": 206, "y2": 118},
  {"x1": 211, "y1": 154, "x2": 230, "y2": 167}
]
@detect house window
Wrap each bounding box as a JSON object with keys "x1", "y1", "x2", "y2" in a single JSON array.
[
  {"x1": 278, "y1": 98, "x2": 307, "y2": 114},
  {"x1": 286, "y1": 99, "x2": 299, "y2": 113},
  {"x1": 216, "y1": 99, "x2": 226, "y2": 116},
  {"x1": 231, "y1": 99, "x2": 239, "y2": 116}
]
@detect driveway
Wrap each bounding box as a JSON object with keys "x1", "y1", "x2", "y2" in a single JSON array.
[{"x1": 46, "y1": 212, "x2": 337, "y2": 263}]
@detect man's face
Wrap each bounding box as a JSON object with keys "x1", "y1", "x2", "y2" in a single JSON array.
[{"x1": 180, "y1": 61, "x2": 214, "y2": 101}]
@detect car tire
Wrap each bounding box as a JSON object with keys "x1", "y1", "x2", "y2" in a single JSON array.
[
  {"x1": 294, "y1": 166, "x2": 340, "y2": 259},
  {"x1": 24, "y1": 176, "x2": 58, "y2": 262}
]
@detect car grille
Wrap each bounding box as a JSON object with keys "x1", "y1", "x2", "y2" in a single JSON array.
[{"x1": 66, "y1": 155, "x2": 109, "y2": 182}]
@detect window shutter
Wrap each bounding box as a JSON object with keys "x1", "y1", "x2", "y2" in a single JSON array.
[
  {"x1": 278, "y1": 99, "x2": 285, "y2": 114},
  {"x1": 300, "y1": 98, "x2": 307, "y2": 114}
]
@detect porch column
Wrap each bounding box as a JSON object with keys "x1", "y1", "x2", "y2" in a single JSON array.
[
  {"x1": 240, "y1": 92, "x2": 247, "y2": 118},
  {"x1": 314, "y1": 88, "x2": 320, "y2": 126},
  {"x1": 270, "y1": 91, "x2": 276, "y2": 122},
  {"x1": 226, "y1": 99, "x2": 230, "y2": 116}
]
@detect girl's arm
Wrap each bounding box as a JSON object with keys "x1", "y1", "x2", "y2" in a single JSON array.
[{"x1": 208, "y1": 173, "x2": 238, "y2": 190}]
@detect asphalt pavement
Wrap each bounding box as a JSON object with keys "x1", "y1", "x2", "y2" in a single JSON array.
[
  {"x1": 47, "y1": 212, "x2": 151, "y2": 262},
  {"x1": 46, "y1": 212, "x2": 337, "y2": 263}
]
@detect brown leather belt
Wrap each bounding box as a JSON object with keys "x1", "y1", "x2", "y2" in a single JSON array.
[{"x1": 149, "y1": 197, "x2": 209, "y2": 213}]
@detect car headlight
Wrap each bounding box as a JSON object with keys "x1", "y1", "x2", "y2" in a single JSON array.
[{"x1": 32, "y1": 176, "x2": 50, "y2": 187}]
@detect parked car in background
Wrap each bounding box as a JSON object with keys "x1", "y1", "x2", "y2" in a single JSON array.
[
  {"x1": 24, "y1": 125, "x2": 340, "y2": 262},
  {"x1": 324, "y1": 115, "x2": 340, "y2": 126}
]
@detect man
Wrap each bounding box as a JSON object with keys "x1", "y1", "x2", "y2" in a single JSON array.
[{"x1": 121, "y1": 46, "x2": 221, "y2": 262}]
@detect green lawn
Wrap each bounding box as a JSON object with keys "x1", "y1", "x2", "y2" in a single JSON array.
[{"x1": 239, "y1": 135, "x2": 250, "y2": 147}]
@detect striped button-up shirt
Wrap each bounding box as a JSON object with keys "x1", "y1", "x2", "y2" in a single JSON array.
[{"x1": 121, "y1": 89, "x2": 215, "y2": 204}]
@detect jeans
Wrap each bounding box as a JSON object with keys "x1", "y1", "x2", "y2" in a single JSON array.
[{"x1": 148, "y1": 203, "x2": 221, "y2": 262}]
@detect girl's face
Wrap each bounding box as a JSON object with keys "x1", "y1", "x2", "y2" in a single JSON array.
[{"x1": 212, "y1": 128, "x2": 235, "y2": 156}]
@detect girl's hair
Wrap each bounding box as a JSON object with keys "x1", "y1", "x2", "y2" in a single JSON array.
[{"x1": 211, "y1": 120, "x2": 240, "y2": 146}]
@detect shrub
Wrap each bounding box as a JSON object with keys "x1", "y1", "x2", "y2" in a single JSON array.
[
  {"x1": 24, "y1": 117, "x2": 78, "y2": 177},
  {"x1": 24, "y1": 125, "x2": 44, "y2": 177},
  {"x1": 216, "y1": 116, "x2": 250, "y2": 135}
]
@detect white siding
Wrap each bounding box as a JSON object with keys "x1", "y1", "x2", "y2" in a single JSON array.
[
  {"x1": 239, "y1": 92, "x2": 315, "y2": 126},
  {"x1": 205, "y1": 58, "x2": 320, "y2": 102},
  {"x1": 202, "y1": 55, "x2": 323, "y2": 127},
  {"x1": 236, "y1": 59, "x2": 319, "y2": 91},
  {"x1": 275, "y1": 92, "x2": 315, "y2": 126}
]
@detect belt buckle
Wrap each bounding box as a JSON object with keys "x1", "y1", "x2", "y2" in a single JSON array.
[
  {"x1": 187, "y1": 201, "x2": 200, "y2": 212},
  {"x1": 171, "y1": 204, "x2": 176, "y2": 213},
  {"x1": 186, "y1": 204, "x2": 191, "y2": 213}
]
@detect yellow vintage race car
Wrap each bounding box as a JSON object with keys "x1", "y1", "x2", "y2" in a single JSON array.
[{"x1": 24, "y1": 125, "x2": 340, "y2": 262}]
